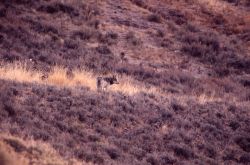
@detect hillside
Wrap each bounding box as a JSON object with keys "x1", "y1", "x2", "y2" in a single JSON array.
[{"x1": 0, "y1": 0, "x2": 250, "y2": 164}]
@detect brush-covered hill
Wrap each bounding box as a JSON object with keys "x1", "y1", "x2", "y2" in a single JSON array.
[{"x1": 0, "y1": 0, "x2": 250, "y2": 164}]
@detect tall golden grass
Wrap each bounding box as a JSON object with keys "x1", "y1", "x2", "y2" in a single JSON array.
[
  {"x1": 0, "y1": 63, "x2": 42, "y2": 83},
  {"x1": 0, "y1": 63, "x2": 158, "y2": 95},
  {"x1": 0, "y1": 133, "x2": 84, "y2": 165}
]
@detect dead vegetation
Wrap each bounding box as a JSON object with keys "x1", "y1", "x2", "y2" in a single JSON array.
[
  {"x1": 0, "y1": 79, "x2": 249, "y2": 164},
  {"x1": 0, "y1": 133, "x2": 83, "y2": 165},
  {"x1": 0, "y1": 62, "x2": 158, "y2": 95},
  {"x1": 0, "y1": 0, "x2": 250, "y2": 164}
]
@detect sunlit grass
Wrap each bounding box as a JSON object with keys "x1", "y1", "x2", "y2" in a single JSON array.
[
  {"x1": 110, "y1": 75, "x2": 159, "y2": 95},
  {"x1": 0, "y1": 62, "x2": 42, "y2": 83},
  {"x1": 0, "y1": 63, "x2": 157, "y2": 95},
  {"x1": 0, "y1": 133, "x2": 83, "y2": 165}
]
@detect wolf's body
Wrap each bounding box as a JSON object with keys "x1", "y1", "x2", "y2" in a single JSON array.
[{"x1": 97, "y1": 75, "x2": 119, "y2": 91}]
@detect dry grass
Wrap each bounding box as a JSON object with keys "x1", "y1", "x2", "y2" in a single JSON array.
[
  {"x1": 196, "y1": 92, "x2": 222, "y2": 104},
  {"x1": 45, "y1": 66, "x2": 97, "y2": 90},
  {"x1": 0, "y1": 63, "x2": 42, "y2": 83},
  {"x1": 110, "y1": 75, "x2": 159, "y2": 95},
  {"x1": 0, "y1": 133, "x2": 84, "y2": 165},
  {"x1": 0, "y1": 63, "x2": 158, "y2": 95},
  {"x1": 197, "y1": 0, "x2": 246, "y2": 21},
  {"x1": 0, "y1": 141, "x2": 27, "y2": 165},
  {"x1": 198, "y1": 0, "x2": 229, "y2": 11},
  {"x1": 166, "y1": 90, "x2": 235, "y2": 106}
]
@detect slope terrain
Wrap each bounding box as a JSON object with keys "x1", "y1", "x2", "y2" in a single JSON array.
[{"x1": 0, "y1": 0, "x2": 250, "y2": 164}]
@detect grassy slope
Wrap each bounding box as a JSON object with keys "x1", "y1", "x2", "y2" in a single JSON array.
[
  {"x1": 0, "y1": 133, "x2": 83, "y2": 165},
  {"x1": 0, "y1": 63, "x2": 157, "y2": 95},
  {"x1": 0, "y1": 0, "x2": 250, "y2": 164}
]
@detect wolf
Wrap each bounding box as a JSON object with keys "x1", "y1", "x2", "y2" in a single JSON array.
[{"x1": 97, "y1": 75, "x2": 119, "y2": 91}]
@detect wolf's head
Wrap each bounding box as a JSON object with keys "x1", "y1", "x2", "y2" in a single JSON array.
[{"x1": 111, "y1": 75, "x2": 119, "y2": 84}]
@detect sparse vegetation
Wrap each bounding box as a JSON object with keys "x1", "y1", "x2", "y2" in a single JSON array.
[
  {"x1": 0, "y1": 134, "x2": 82, "y2": 165},
  {"x1": 131, "y1": 0, "x2": 147, "y2": 8},
  {"x1": 179, "y1": 29, "x2": 250, "y2": 75},
  {"x1": 126, "y1": 31, "x2": 142, "y2": 46},
  {"x1": 0, "y1": 0, "x2": 249, "y2": 164},
  {"x1": 147, "y1": 14, "x2": 162, "y2": 23}
]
